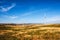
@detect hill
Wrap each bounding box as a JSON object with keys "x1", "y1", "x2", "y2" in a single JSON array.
[{"x1": 0, "y1": 24, "x2": 60, "y2": 40}]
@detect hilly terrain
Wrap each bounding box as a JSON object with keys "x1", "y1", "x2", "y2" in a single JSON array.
[{"x1": 0, "y1": 24, "x2": 60, "y2": 40}]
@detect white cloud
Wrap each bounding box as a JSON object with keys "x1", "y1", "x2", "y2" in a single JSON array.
[
  {"x1": 20, "y1": 10, "x2": 40, "y2": 17},
  {"x1": 4, "y1": 15, "x2": 18, "y2": 19},
  {"x1": 21, "y1": 12, "x2": 33, "y2": 17},
  {"x1": 20, "y1": 8, "x2": 49, "y2": 17},
  {"x1": 0, "y1": 3, "x2": 16, "y2": 12},
  {"x1": 9, "y1": 16, "x2": 18, "y2": 19},
  {"x1": 44, "y1": 16, "x2": 60, "y2": 24}
]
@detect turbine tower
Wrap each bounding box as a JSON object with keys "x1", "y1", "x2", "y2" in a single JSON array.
[{"x1": 44, "y1": 12, "x2": 47, "y2": 24}]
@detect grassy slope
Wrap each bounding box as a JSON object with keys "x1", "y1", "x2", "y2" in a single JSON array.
[{"x1": 0, "y1": 24, "x2": 60, "y2": 40}]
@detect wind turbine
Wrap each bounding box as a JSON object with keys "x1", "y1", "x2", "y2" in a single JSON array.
[{"x1": 44, "y1": 12, "x2": 47, "y2": 24}]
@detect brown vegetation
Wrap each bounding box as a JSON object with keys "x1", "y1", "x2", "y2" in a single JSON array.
[{"x1": 0, "y1": 24, "x2": 60, "y2": 40}]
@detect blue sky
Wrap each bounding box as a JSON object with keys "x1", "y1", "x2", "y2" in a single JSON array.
[{"x1": 0, "y1": 0, "x2": 60, "y2": 23}]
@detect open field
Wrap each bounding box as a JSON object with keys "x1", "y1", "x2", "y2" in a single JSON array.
[{"x1": 0, "y1": 24, "x2": 60, "y2": 40}]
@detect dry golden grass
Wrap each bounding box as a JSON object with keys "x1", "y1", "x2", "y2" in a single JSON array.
[{"x1": 0, "y1": 24, "x2": 60, "y2": 40}]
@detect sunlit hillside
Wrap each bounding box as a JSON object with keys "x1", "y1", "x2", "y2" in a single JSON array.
[{"x1": 0, "y1": 24, "x2": 60, "y2": 40}]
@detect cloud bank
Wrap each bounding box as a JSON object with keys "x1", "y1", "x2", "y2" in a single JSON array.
[
  {"x1": 0, "y1": 3, "x2": 16, "y2": 12},
  {"x1": 4, "y1": 15, "x2": 18, "y2": 19},
  {"x1": 44, "y1": 16, "x2": 60, "y2": 24}
]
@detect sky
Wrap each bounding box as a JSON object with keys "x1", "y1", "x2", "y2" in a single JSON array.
[{"x1": 0, "y1": 0, "x2": 60, "y2": 24}]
